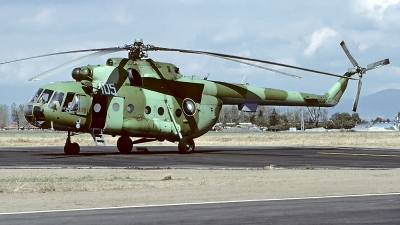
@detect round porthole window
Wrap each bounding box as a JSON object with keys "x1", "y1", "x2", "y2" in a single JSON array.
[
  {"x1": 175, "y1": 108, "x2": 182, "y2": 117},
  {"x1": 94, "y1": 103, "x2": 101, "y2": 113},
  {"x1": 145, "y1": 106, "x2": 151, "y2": 114},
  {"x1": 127, "y1": 104, "x2": 134, "y2": 113},
  {"x1": 182, "y1": 98, "x2": 197, "y2": 116},
  {"x1": 112, "y1": 103, "x2": 120, "y2": 112},
  {"x1": 158, "y1": 107, "x2": 164, "y2": 115}
]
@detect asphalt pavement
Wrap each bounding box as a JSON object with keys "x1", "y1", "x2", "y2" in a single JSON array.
[
  {"x1": 1, "y1": 193, "x2": 399, "y2": 225},
  {"x1": 0, "y1": 145, "x2": 399, "y2": 169}
]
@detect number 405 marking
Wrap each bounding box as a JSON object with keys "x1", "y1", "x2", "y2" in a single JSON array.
[{"x1": 100, "y1": 83, "x2": 117, "y2": 95}]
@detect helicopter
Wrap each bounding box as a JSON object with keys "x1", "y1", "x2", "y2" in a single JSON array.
[{"x1": 0, "y1": 39, "x2": 390, "y2": 155}]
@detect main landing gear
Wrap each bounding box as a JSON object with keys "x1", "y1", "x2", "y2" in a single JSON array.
[
  {"x1": 117, "y1": 135, "x2": 133, "y2": 154},
  {"x1": 178, "y1": 136, "x2": 195, "y2": 154},
  {"x1": 116, "y1": 135, "x2": 196, "y2": 154},
  {"x1": 64, "y1": 130, "x2": 80, "y2": 155}
]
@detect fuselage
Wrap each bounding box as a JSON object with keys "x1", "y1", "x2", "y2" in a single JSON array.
[{"x1": 23, "y1": 57, "x2": 353, "y2": 142}]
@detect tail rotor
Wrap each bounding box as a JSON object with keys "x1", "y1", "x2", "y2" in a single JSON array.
[{"x1": 340, "y1": 41, "x2": 390, "y2": 112}]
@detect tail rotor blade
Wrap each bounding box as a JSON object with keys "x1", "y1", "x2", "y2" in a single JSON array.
[
  {"x1": 352, "y1": 79, "x2": 362, "y2": 112},
  {"x1": 340, "y1": 41, "x2": 359, "y2": 68},
  {"x1": 366, "y1": 58, "x2": 390, "y2": 71}
]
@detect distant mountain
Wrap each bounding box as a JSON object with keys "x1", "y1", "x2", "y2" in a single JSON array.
[{"x1": 330, "y1": 89, "x2": 400, "y2": 120}]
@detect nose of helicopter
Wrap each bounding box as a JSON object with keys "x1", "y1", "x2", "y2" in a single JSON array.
[
  {"x1": 23, "y1": 104, "x2": 46, "y2": 127},
  {"x1": 33, "y1": 105, "x2": 45, "y2": 121}
]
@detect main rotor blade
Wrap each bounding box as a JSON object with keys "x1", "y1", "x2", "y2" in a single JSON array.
[
  {"x1": 352, "y1": 79, "x2": 362, "y2": 112},
  {"x1": 366, "y1": 58, "x2": 390, "y2": 71},
  {"x1": 149, "y1": 46, "x2": 345, "y2": 78},
  {"x1": 340, "y1": 41, "x2": 359, "y2": 68},
  {"x1": 29, "y1": 49, "x2": 122, "y2": 81},
  {"x1": 212, "y1": 55, "x2": 303, "y2": 79},
  {"x1": 1, "y1": 47, "x2": 123, "y2": 66}
]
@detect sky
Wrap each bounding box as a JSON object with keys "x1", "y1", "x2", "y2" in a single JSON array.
[{"x1": 0, "y1": 0, "x2": 399, "y2": 114}]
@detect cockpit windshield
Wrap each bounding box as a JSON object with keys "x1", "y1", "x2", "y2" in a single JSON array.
[
  {"x1": 38, "y1": 89, "x2": 54, "y2": 105},
  {"x1": 27, "y1": 88, "x2": 43, "y2": 103}
]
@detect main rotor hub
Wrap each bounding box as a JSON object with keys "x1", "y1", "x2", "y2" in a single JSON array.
[{"x1": 127, "y1": 38, "x2": 149, "y2": 60}]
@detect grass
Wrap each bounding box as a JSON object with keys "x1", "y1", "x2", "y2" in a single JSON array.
[{"x1": 0, "y1": 173, "x2": 176, "y2": 194}]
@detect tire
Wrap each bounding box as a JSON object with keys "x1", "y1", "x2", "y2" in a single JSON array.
[
  {"x1": 117, "y1": 136, "x2": 133, "y2": 154},
  {"x1": 178, "y1": 137, "x2": 195, "y2": 154},
  {"x1": 64, "y1": 142, "x2": 80, "y2": 155}
]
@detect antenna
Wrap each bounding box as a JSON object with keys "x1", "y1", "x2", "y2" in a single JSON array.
[
  {"x1": 204, "y1": 73, "x2": 210, "y2": 80},
  {"x1": 241, "y1": 76, "x2": 249, "y2": 84}
]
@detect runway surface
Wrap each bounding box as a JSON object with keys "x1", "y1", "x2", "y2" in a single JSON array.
[
  {"x1": 1, "y1": 193, "x2": 399, "y2": 224},
  {"x1": 0, "y1": 145, "x2": 399, "y2": 168}
]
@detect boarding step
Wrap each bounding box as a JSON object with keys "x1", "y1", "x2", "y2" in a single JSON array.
[{"x1": 91, "y1": 128, "x2": 107, "y2": 146}]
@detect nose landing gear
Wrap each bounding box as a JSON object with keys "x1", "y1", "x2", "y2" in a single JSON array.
[{"x1": 64, "y1": 130, "x2": 80, "y2": 155}]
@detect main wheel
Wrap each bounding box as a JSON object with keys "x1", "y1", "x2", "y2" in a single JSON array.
[
  {"x1": 117, "y1": 136, "x2": 133, "y2": 154},
  {"x1": 178, "y1": 137, "x2": 195, "y2": 154},
  {"x1": 64, "y1": 142, "x2": 80, "y2": 155}
]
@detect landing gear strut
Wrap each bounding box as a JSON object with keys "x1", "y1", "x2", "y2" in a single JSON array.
[
  {"x1": 117, "y1": 135, "x2": 133, "y2": 154},
  {"x1": 64, "y1": 130, "x2": 80, "y2": 155},
  {"x1": 178, "y1": 136, "x2": 195, "y2": 154}
]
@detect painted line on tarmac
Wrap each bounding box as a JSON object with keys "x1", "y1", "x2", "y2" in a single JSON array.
[
  {"x1": 1, "y1": 192, "x2": 400, "y2": 215},
  {"x1": 318, "y1": 152, "x2": 400, "y2": 158}
]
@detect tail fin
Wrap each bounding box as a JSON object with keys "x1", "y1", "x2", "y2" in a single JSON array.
[{"x1": 324, "y1": 72, "x2": 353, "y2": 106}]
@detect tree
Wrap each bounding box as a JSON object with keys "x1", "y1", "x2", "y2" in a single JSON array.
[
  {"x1": 0, "y1": 104, "x2": 10, "y2": 128},
  {"x1": 372, "y1": 117, "x2": 383, "y2": 124},
  {"x1": 330, "y1": 112, "x2": 355, "y2": 129},
  {"x1": 330, "y1": 112, "x2": 341, "y2": 123},
  {"x1": 307, "y1": 107, "x2": 328, "y2": 127},
  {"x1": 11, "y1": 103, "x2": 27, "y2": 129},
  {"x1": 218, "y1": 105, "x2": 240, "y2": 124},
  {"x1": 268, "y1": 108, "x2": 279, "y2": 126},
  {"x1": 351, "y1": 113, "x2": 361, "y2": 125},
  {"x1": 278, "y1": 114, "x2": 290, "y2": 130},
  {"x1": 254, "y1": 106, "x2": 269, "y2": 127}
]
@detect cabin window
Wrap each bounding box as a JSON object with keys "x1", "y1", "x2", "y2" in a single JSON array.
[
  {"x1": 158, "y1": 107, "x2": 164, "y2": 116},
  {"x1": 175, "y1": 109, "x2": 182, "y2": 117},
  {"x1": 27, "y1": 88, "x2": 43, "y2": 103},
  {"x1": 127, "y1": 104, "x2": 134, "y2": 113},
  {"x1": 144, "y1": 106, "x2": 151, "y2": 114},
  {"x1": 112, "y1": 103, "x2": 120, "y2": 112},
  {"x1": 48, "y1": 91, "x2": 64, "y2": 110},
  {"x1": 69, "y1": 94, "x2": 89, "y2": 115}
]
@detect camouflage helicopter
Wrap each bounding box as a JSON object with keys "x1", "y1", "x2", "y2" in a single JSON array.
[{"x1": 0, "y1": 39, "x2": 389, "y2": 155}]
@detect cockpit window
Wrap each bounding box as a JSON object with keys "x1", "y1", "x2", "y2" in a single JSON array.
[
  {"x1": 48, "y1": 91, "x2": 64, "y2": 110},
  {"x1": 62, "y1": 92, "x2": 75, "y2": 113},
  {"x1": 70, "y1": 95, "x2": 79, "y2": 112},
  {"x1": 38, "y1": 89, "x2": 54, "y2": 105},
  {"x1": 27, "y1": 88, "x2": 43, "y2": 103}
]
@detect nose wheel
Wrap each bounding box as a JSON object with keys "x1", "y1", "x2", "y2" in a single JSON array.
[
  {"x1": 64, "y1": 142, "x2": 80, "y2": 155},
  {"x1": 178, "y1": 137, "x2": 195, "y2": 154},
  {"x1": 64, "y1": 131, "x2": 80, "y2": 155}
]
